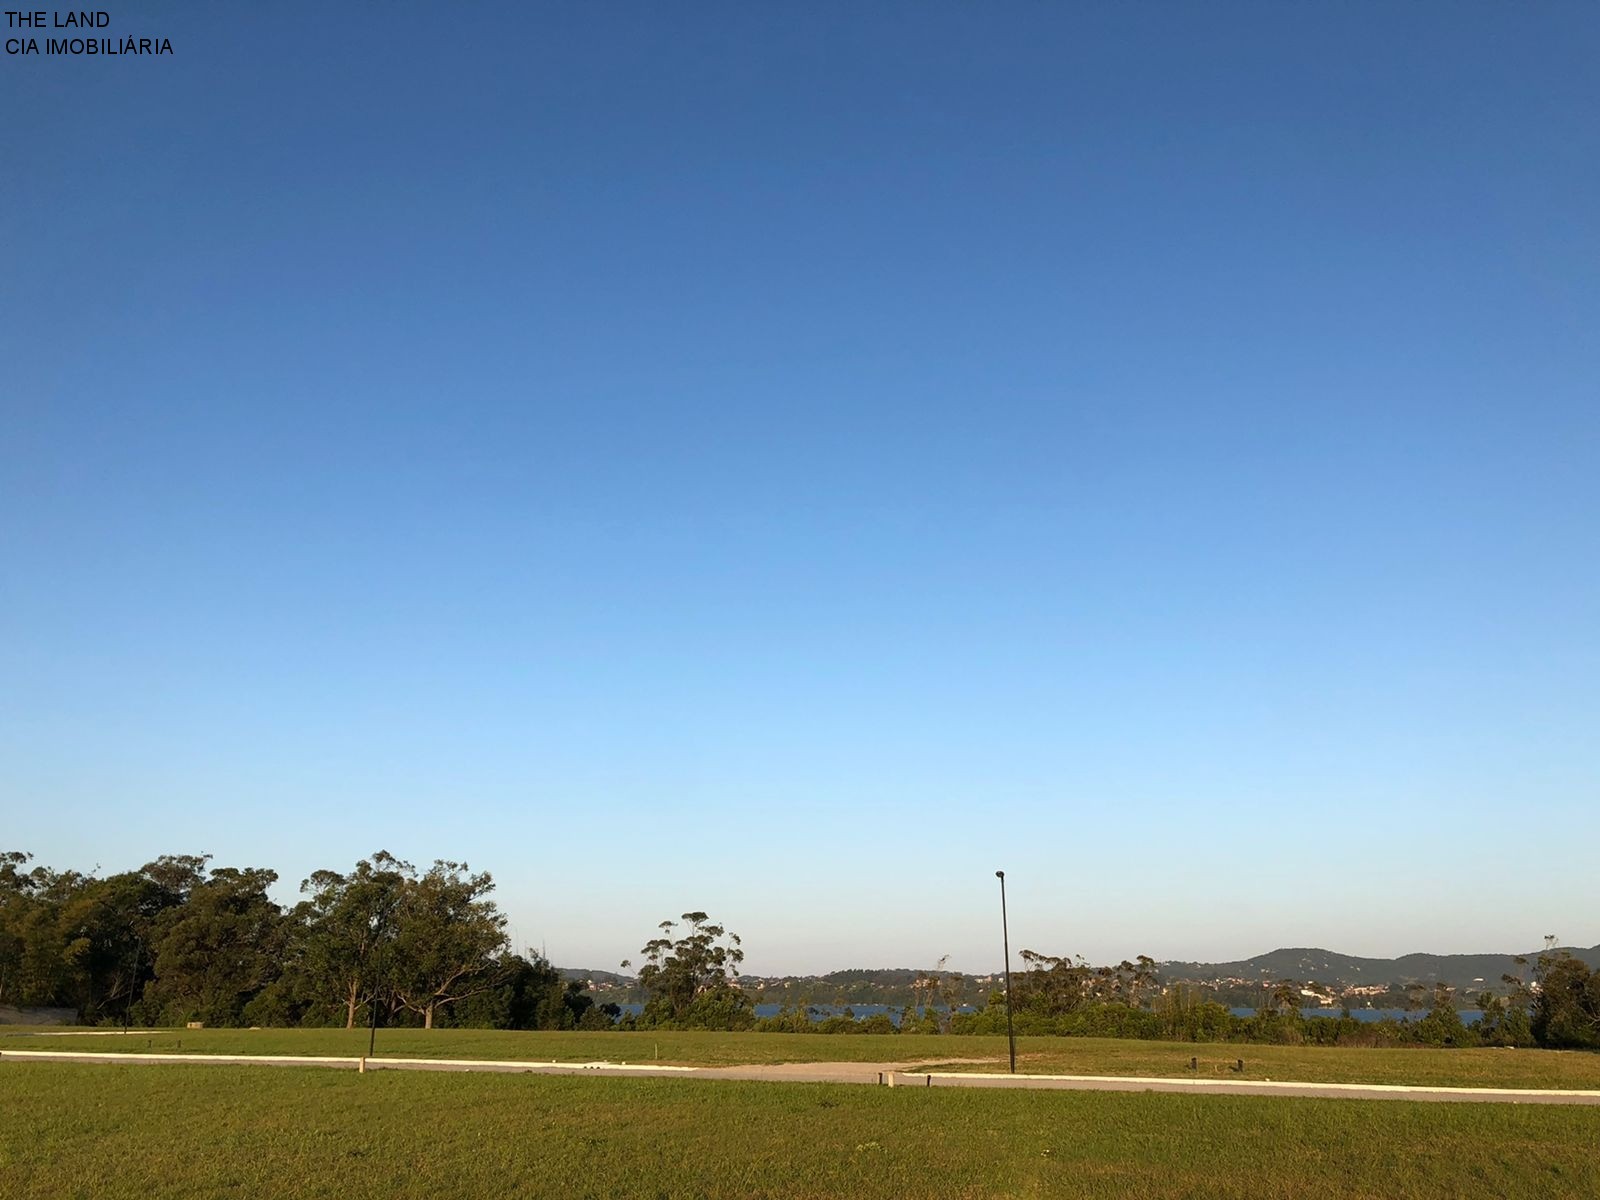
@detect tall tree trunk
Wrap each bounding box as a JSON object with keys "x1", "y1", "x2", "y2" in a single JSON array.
[
  {"x1": 424, "y1": 1003, "x2": 434, "y2": 1029},
  {"x1": 345, "y1": 981, "x2": 358, "y2": 1029}
]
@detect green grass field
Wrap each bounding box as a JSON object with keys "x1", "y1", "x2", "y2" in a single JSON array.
[
  {"x1": 918, "y1": 1038, "x2": 1600, "y2": 1091},
  {"x1": 0, "y1": 1026, "x2": 922, "y2": 1066},
  {"x1": 2, "y1": 1061, "x2": 1597, "y2": 1199},
  {"x1": 6, "y1": 1026, "x2": 1600, "y2": 1091}
]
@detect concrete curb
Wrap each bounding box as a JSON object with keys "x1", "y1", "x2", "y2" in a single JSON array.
[{"x1": 911, "y1": 1070, "x2": 1600, "y2": 1104}]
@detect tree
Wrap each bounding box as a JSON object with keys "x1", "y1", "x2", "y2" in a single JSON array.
[
  {"x1": 140, "y1": 855, "x2": 213, "y2": 905},
  {"x1": 390, "y1": 860, "x2": 508, "y2": 1029},
  {"x1": 1118, "y1": 956, "x2": 1160, "y2": 1007},
  {"x1": 0, "y1": 851, "x2": 40, "y2": 1007},
  {"x1": 1412, "y1": 982, "x2": 1472, "y2": 1047},
  {"x1": 446, "y1": 953, "x2": 611, "y2": 1031},
  {"x1": 1530, "y1": 951, "x2": 1600, "y2": 1049},
  {"x1": 911, "y1": 955, "x2": 967, "y2": 1033},
  {"x1": 911, "y1": 958, "x2": 946, "y2": 1019},
  {"x1": 1479, "y1": 955, "x2": 1538, "y2": 1047},
  {"x1": 1269, "y1": 979, "x2": 1302, "y2": 1016},
  {"x1": 297, "y1": 851, "x2": 411, "y2": 1028},
  {"x1": 1016, "y1": 950, "x2": 1094, "y2": 1016},
  {"x1": 624, "y1": 911, "x2": 751, "y2": 1028},
  {"x1": 0, "y1": 857, "x2": 114, "y2": 1013},
  {"x1": 50, "y1": 865, "x2": 186, "y2": 1023},
  {"x1": 142, "y1": 867, "x2": 284, "y2": 1026},
  {"x1": 1013, "y1": 951, "x2": 1162, "y2": 1017}
]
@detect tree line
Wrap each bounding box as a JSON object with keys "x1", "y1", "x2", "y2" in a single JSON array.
[
  {"x1": 942, "y1": 944, "x2": 1600, "y2": 1050},
  {"x1": 5, "y1": 849, "x2": 1596, "y2": 1050},
  {"x1": 0, "y1": 850, "x2": 605, "y2": 1031}
]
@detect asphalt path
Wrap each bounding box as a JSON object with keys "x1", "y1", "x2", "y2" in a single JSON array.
[{"x1": 5, "y1": 1048, "x2": 1600, "y2": 1105}]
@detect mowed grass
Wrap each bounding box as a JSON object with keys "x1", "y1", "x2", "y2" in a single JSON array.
[
  {"x1": 7, "y1": 1026, "x2": 1600, "y2": 1091},
  {"x1": 2, "y1": 1062, "x2": 1597, "y2": 1200},
  {"x1": 0, "y1": 1026, "x2": 927, "y2": 1066},
  {"x1": 920, "y1": 1038, "x2": 1600, "y2": 1091}
]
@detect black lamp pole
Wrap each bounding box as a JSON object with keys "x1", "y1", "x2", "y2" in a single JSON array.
[
  {"x1": 124, "y1": 930, "x2": 143, "y2": 1035},
  {"x1": 366, "y1": 906, "x2": 393, "y2": 1064},
  {"x1": 368, "y1": 984, "x2": 380, "y2": 1060},
  {"x1": 996, "y1": 870, "x2": 1016, "y2": 1074}
]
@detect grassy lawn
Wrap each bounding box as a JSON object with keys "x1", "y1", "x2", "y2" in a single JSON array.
[
  {"x1": 0, "y1": 1026, "x2": 927, "y2": 1066},
  {"x1": 6, "y1": 1026, "x2": 1600, "y2": 1091},
  {"x1": 919, "y1": 1038, "x2": 1600, "y2": 1091},
  {"x1": 2, "y1": 1061, "x2": 1597, "y2": 1199}
]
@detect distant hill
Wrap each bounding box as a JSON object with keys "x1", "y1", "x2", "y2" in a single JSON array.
[
  {"x1": 814, "y1": 968, "x2": 938, "y2": 987},
  {"x1": 555, "y1": 946, "x2": 1600, "y2": 1002},
  {"x1": 1158, "y1": 945, "x2": 1600, "y2": 992},
  {"x1": 553, "y1": 965, "x2": 994, "y2": 1008}
]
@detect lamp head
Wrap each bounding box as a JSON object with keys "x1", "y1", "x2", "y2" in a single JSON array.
[{"x1": 995, "y1": 870, "x2": 1004, "y2": 879}]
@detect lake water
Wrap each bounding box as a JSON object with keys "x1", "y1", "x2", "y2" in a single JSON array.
[{"x1": 613, "y1": 1003, "x2": 1483, "y2": 1025}]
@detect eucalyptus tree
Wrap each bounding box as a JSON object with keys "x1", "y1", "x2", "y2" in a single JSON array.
[
  {"x1": 297, "y1": 851, "x2": 411, "y2": 1028},
  {"x1": 623, "y1": 911, "x2": 750, "y2": 1027},
  {"x1": 390, "y1": 860, "x2": 508, "y2": 1029},
  {"x1": 1530, "y1": 944, "x2": 1600, "y2": 1049},
  {"x1": 1015, "y1": 950, "x2": 1094, "y2": 1015}
]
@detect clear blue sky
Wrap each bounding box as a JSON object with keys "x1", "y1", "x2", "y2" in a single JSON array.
[{"x1": 3, "y1": 3, "x2": 1596, "y2": 975}]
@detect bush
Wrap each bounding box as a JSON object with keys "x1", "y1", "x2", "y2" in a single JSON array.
[
  {"x1": 1411, "y1": 1003, "x2": 1477, "y2": 1048},
  {"x1": 1531, "y1": 956, "x2": 1600, "y2": 1049}
]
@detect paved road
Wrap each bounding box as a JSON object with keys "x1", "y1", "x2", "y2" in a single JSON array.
[{"x1": 5, "y1": 1048, "x2": 1599, "y2": 1105}]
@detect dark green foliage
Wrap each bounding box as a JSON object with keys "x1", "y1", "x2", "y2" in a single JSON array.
[
  {"x1": 444, "y1": 953, "x2": 608, "y2": 1031},
  {"x1": 0, "y1": 848, "x2": 591, "y2": 1033},
  {"x1": 625, "y1": 912, "x2": 753, "y2": 1029},
  {"x1": 1530, "y1": 952, "x2": 1600, "y2": 1049},
  {"x1": 1408, "y1": 987, "x2": 1473, "y2": 1048},
  {"x1": 389, "y1": 859, "x2": 507, "y2": 1029},
  {"x1": 1010, "y1": 950, "x2": 1158, "y2": 1016},
  {"x1": 751, "y1": 1007, "x2": 899, "y2": 1035},
  {"x1": 942, "y1": 948, "x2": 1590, "y2": 1050},
  {"x1": 141, "y1": 867, "x2": 285, "y2": 1027},
  {"x1": 0, "y1": 853, "x2": 206, "y2": 1023},
  {"x1": 5, "y1": 845, "x2": 1596, "y2": 1057},
  {"x1": 751, "y1": 1004, "x2": 817, "y2": 1033},
  {"x1": 295, "y1": 851, "x2": 413, "y2": 1029}
]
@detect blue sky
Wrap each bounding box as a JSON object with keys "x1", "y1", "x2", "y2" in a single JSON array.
[{"x1": 3, "y1": 3, "x2": 1596, "y2": 974}]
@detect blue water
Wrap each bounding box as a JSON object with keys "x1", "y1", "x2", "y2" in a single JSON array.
[
  {"x1": 612, "y1": 1003, "x2": 1482, "y2": 1025},
  {"x1": 613, "y1": 1002, "x2": 960, "y2": 1025}
]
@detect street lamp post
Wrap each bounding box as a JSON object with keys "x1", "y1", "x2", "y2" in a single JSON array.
[
  {"x1": 365, "y1": 904, "x2": 394, "y2": 1067},
  {"x1": 124, "y1": 928, "x2": 143, "y2": 1036},
  {"x1": 368, "y1": 985, "x2": 380, "y2": 1061},
  {"x1": 995, "y1": 870, "x2": 1016, "y2": 1074}
]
